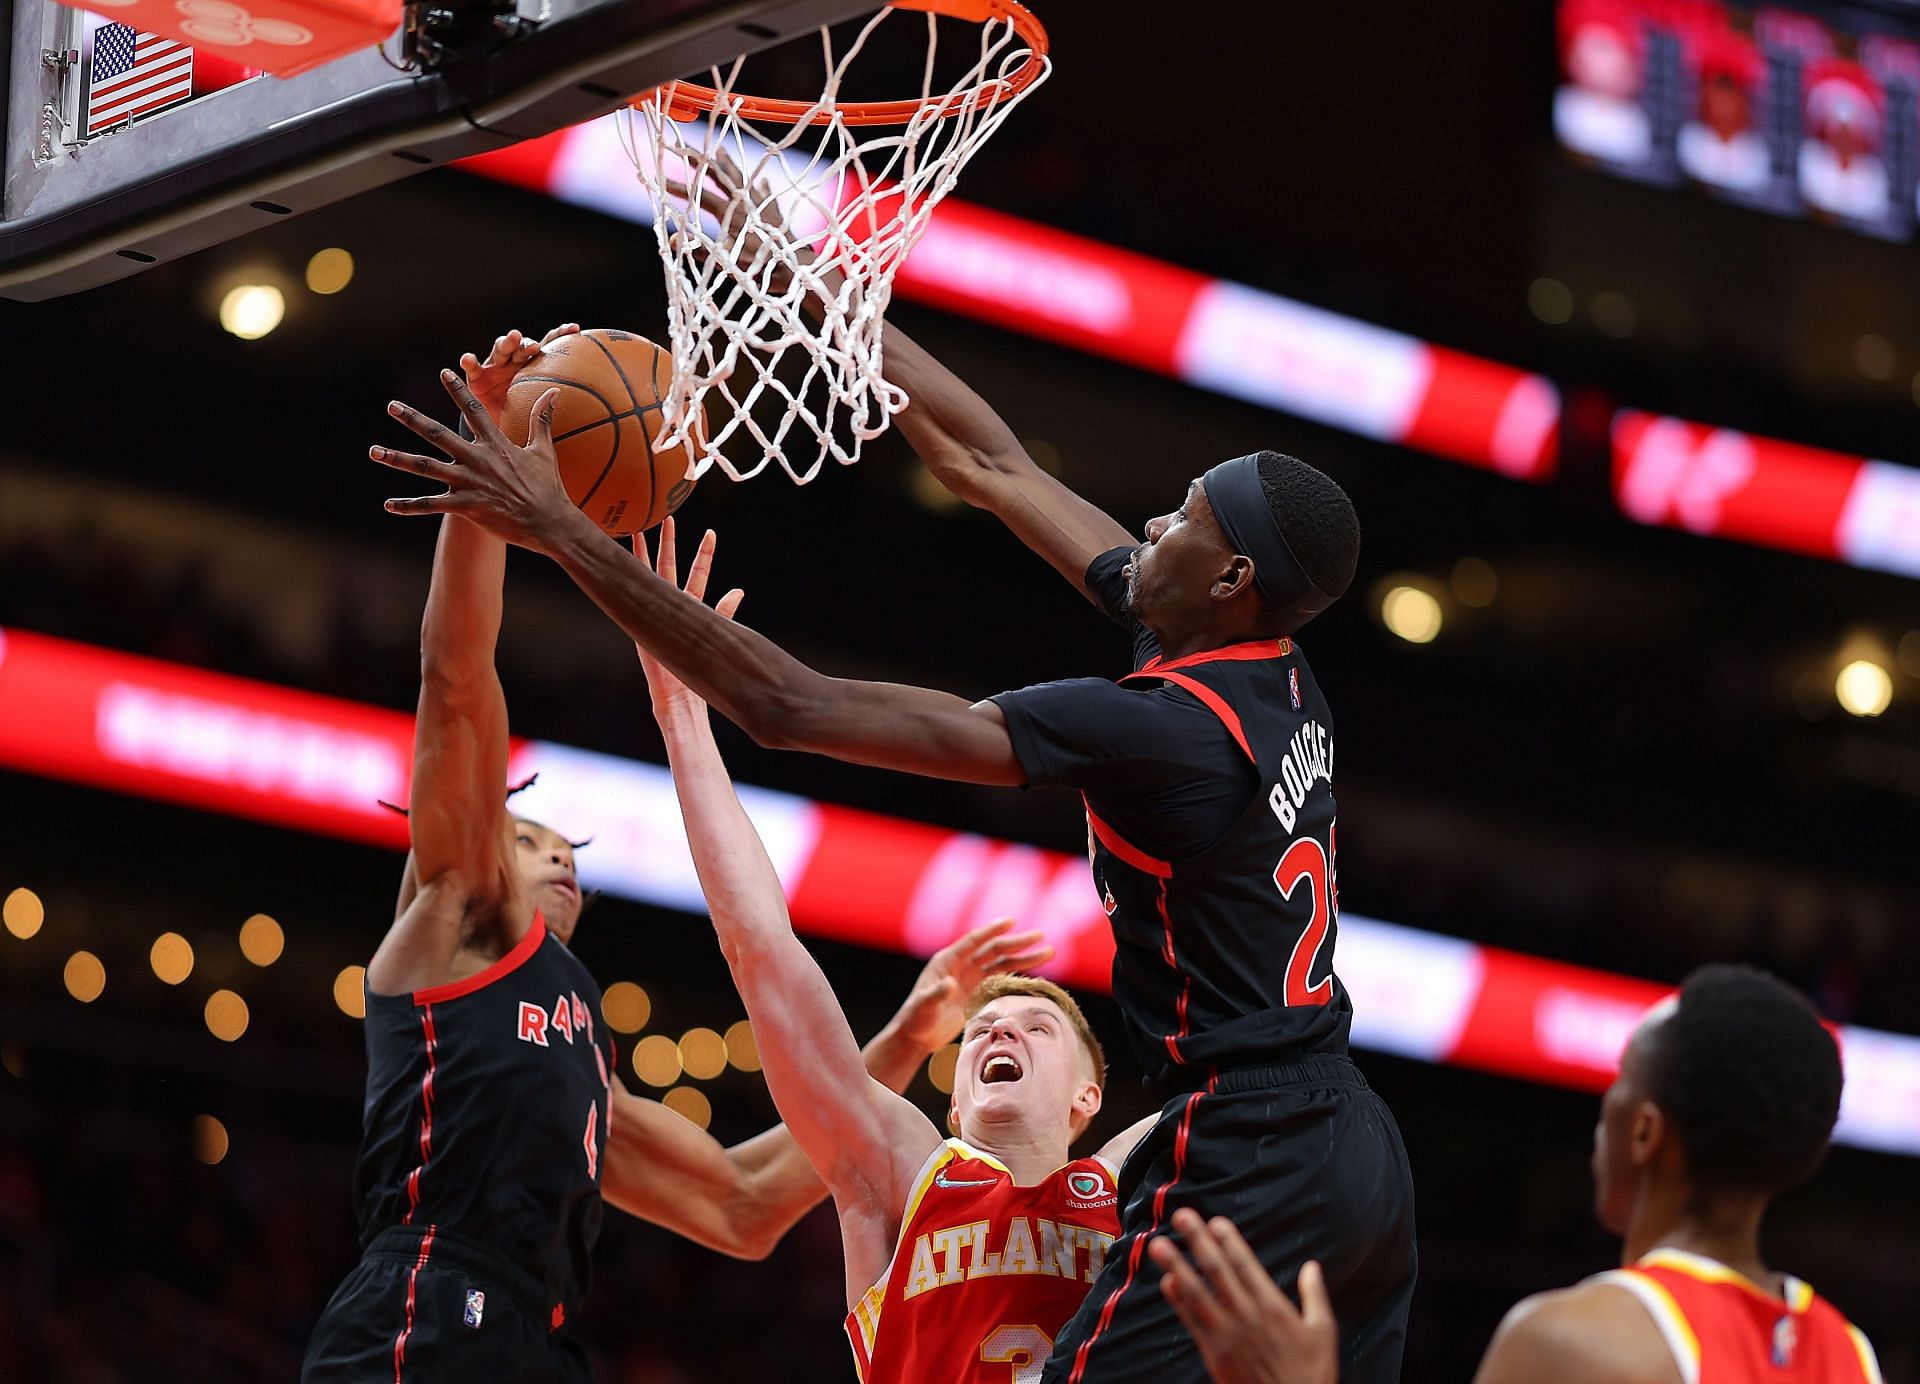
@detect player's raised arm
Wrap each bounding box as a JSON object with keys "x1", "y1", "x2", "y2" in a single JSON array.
[
  {"x1": 371, "y1": 330, "x2": 570, "y2": 990},
  {"x1": 878, "y1": 320, "x2": 1137, "y2": 606},
  {"x1": 372, "y1": 380, "x2": 1031, "y2": 785},
  {"x1": 599, "y1": 916, "x2": 1051, "y2": 1259},
  {"x1": 633, "y1": 522, "x2": 946, "y2": 1286}
]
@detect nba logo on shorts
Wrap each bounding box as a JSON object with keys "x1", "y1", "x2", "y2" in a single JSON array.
[
  {"x1": 464, "y1": 1287, "x2": 486, "y2": 1329},
  {"x1": 1288, "y1": 668, "x2": 1302, "y2": 711}
]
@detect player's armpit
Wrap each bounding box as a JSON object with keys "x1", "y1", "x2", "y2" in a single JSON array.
[{"x1": 1472, "y1": 1283, "x2": 1679, "y2": 1384}]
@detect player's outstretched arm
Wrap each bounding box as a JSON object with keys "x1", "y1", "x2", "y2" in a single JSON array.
[
  {"x1": 600, "y1": 918, "x2": 1052, "y2": 1260},
  {"x1": 879, "y1": 320, "x2": 1136, "y2": 606},
  {"x1": 372, "y1": 385, "x2": 1031, "y2": 786},
  {"x1": 633, "y1": 523, "x2": 946, "y2": 1291},
  {"x1": 373, "y1": 329, "x2": 573, "y2": 991}
]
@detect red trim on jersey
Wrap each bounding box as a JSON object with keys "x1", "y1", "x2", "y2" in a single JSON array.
[
  {"x1": 412, "y1": 913, "x2": 547, "y2": 1005},
  {"x1": 1139, "y1": 669, "x2": 1255, "y2": 763},
  {"x1": 1156, "y1": 880, "x2": 1191, "y2": 1065},
  {"x1": 391, "y1": 1224, "x2": 436, "y2": 1382},
  {"x1": 1136, "y1": 639, "x2": 1290, "y2": 675},
  {"x1": 1068, "y1": 1081, "x2": 1211, "y2": 1382},
  {"x1": 401, "y1": 1005, "x2": 438, "y2": 1224},
  {"x1": 1083, "y1": 797, "x2": 1173, "y2": 878}
]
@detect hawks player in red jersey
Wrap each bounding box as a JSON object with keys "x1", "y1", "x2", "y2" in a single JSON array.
[
  {"x1": 1154, "y1": 966, "x2": 1881, "y2": 1384},
  {"x1": 1475, "y1": 965, "x2": 1880, "y2": 1384},
  {"x1": 633, "y1": 520, "x2": 1154, "y2": 1383}
]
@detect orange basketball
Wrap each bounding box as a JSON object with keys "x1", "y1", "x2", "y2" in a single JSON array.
[{"x1": 500, "y1": 328, "x2": 702, "y2": 537}]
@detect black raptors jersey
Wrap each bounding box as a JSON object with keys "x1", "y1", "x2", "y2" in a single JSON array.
[
  {"x1": 354, "y1": 915, "x2": 614, "y2": 1322},
  {"x1": 994, "y1": 548, "x2": 1351, "y2": 1094}
]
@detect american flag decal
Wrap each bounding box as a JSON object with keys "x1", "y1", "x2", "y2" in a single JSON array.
[{"x1": 86, "y1": 25, "x2": 194, "y2": 137}]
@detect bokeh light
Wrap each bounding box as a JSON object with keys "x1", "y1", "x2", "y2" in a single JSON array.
[
  {"x1": 1450, "y1": 557, "x2": 1498, "y2": 608},
  {"x1": 204, "y1": 990, "x2": 249, "y2": 1042},
  {"x1": 1835, "y1": 660, "x2": 1892, "y2": 718},
  {"x1": 193, "y1": 1114, "x2": 229, "y2": 1166},
  {"x1": 239, "y1": 914, "x2": 284, "y2": 966},
  {"x1": 333, "y1": 965, "x2": 367, "y2": 1018},
  {"x1": 4, "y1": 887, "x2": 44, "y2": 939},
  {"x1": 219, "y1": 284, "x2": 284, "y2": 340},
  {"x1": 662, "y1": 1087, "x2": 712, "y2": 1129},
  {"x1": 305, "y1": 247, "x2": 354, "y2": 295},
  {"x1": 150, "y1": 932, "x2": 194, "y2": 985},
  {"x1": 928, "y1": 1043, "x2": 960, "y2": 1094},
  {"x1": 632, "y1": 1034, "x2": 683, "y2": 1087},
  {"x1": 602, "y1": 981, "x2": 651, "y2": 1033},
  {"x1": 1381, "y1": 585, "x2": 1443, "y2": 644},
  {"x1": 679, "y1": 1027, "x2": 728, "y2": 1081},
  {"x1": 64, "y1": 951, "x2": 105, "y2": 1003},
  {"x1": 725, "y1": 1019, "x2": 760, "y2": 1073}
]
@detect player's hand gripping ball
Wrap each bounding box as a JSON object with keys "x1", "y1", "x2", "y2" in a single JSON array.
[{"x1": 499, "y1": 328, "x2": 704, "y2": 537}]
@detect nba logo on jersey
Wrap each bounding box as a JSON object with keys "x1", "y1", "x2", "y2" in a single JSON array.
[
  {"x1": 1288, "y1": 667, "x2": 1302, "y2": 710},
  {"x1": 1771, "y1": 1313, "x2": 1797, "y2": 1366},
  {"x1": 464, "y1": 1287, "x2": 486, "y2": 1329}
]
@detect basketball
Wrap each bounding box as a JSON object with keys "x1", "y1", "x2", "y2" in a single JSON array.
[{"x1": 499, "y1": 327, "x2": 702, "y2": 537}]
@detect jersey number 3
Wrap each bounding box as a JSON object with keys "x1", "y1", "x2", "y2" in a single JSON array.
[
  {"x1": 1273, "y1": 830, "x2": 1335, "y2": 1007},
  {"x1": 980, "y1": 1324, "x2": 1052, "y2": 1382}
]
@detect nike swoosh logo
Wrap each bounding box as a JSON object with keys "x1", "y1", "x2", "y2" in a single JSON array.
[{"x1": 934, "y1": 1171, "x2": 1000, "y2": 1189}]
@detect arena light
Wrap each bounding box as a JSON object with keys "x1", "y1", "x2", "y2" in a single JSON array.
[
  {"x1": 239, "y1": 913, "x2": 284, "y2": 966},
  {"x1": 602, "y1": 981, "x2": 651, "y2": 1033},
  {"x1": 678, "y1": 1027, "x2": 728, "y2": 1081},
  {"x1": 192, "y1": 1114, "x2": 230, "y2": 1166},
  {"x1": 218, "y1": 284, "x2": 284, "y2": 340},
  {"x1": 63, "y1": 950, "x2": 105, "y2": 1003},
  {"x1": 632, "y1": 1034, "x2": 682, "y2": 1088},
  {"x1": 304, "y1": 248, "x2": 353, "y2": 296},
  {"x1": 149, "y1": 931, "x2": 194, "y2": 985},
  {"x1": 204, "y1": 989, "x2": 249, "y2": 1041},
  {"x1": 724, "y1": 1020, "x2": 761, "y2": 1073},
  {"x1": 662, "y1": 1087, "x2": 712, "y2": 1130},
  {"x1": 1835, "y1": 660, "x2": 1894, "y2": 718},
  {"x1": 5, "y1": 628, "x2": 1920, "y2": 1157},
  {"x1": 1451, "y1": 557, "x2": 1498, "y2": 608},
  {"x1": 1381, "y1": 585, "x2": 1443, "y2": 644},
  {"x1": 332, "y1": 965, "x2": 367, "y2": 1019},
  {"x1": 3, "y1": 886, "x2": 44, "y2": 939}
]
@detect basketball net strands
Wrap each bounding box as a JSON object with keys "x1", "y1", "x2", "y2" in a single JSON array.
[{"x1": 622, "y1": 0, "x2": 1048, "y2": 485}]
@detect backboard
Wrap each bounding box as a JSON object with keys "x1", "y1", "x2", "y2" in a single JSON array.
[{"x1": 1, "y1": 0, "x2": 879, "y2": 300}]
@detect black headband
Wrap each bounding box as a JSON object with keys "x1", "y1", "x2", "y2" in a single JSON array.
[{"x1": 1201, "y1": 454, "x2": 1334, "y2": 631}]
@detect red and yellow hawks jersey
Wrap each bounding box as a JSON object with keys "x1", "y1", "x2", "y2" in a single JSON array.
[
  {"x1": 1595, "y1": 1248, "x2": 1882, "y2": 1384},
  {"x1": 846, "y1": 1139, "x2": 1122, "y2": 1384}
]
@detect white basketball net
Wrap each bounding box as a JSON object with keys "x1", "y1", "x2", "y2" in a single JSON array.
[{"x1": 622, "y1": 4, "x2": 1049, "y2": 484}]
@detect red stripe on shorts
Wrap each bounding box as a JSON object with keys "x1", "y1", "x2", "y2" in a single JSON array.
[
  {"x1": 391, "y1": 1224, "x2": 436, "y2": 1382},
  {"x1": 1067, "y1": 1081, "x2": 1210, "y2": 1382},
  {"x1": 402, "y1": 1004, "x2": 438, "y2": 1223}
]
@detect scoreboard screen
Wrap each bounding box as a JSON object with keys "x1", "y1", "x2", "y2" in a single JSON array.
[{"x1": 1555, "y1": 0, "x2": 1920, "y2": 240}]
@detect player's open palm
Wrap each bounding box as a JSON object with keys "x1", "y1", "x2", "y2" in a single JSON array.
[
  {"x1": 633, "y1": 517, "x2": 743, "y2": 720},
  {"x1": 459, "y1": 323, "x2": 580, "y2": 422},
  {"x1": 1151, "y1": 1209, "x2": 1338, "y2": 1384},
  {"x1": 890, "y1": 918, "x2": 1056, "y2": 1052}
]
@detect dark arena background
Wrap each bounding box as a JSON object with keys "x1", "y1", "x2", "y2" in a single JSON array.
[{"x1": 4, "y1": 0, "x2": 1920, "y2": 1379}]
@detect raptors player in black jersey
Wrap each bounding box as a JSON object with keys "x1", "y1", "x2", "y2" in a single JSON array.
[{"x1": 308, "y1": 329, "x2": 1053, "y2": 1382}]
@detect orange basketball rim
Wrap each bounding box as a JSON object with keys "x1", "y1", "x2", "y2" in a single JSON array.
[{"x1": 635, "y1": 0, "x2": 1049, "y2": 127}]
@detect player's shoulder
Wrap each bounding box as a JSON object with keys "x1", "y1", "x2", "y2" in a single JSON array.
[
  {"x1": 1798, "y1": 1287, "x2": 1885, "y2": 1381},
  {"x1": 1479, "y1": 1277, "x2": 1679, "y2": 1384}
]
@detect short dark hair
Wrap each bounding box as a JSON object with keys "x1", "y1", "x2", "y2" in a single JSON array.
[
  {"x1": 1255, "y1": 451, "x2": 1361, "y2": 602},
  {"x1": 1645, "y1": 965, "x2": 1842, "y2": 1196}
]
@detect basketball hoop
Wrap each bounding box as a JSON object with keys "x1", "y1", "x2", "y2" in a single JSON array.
[{"x1": 622, "y1": 0, "x2": 1049, "y2": 484}]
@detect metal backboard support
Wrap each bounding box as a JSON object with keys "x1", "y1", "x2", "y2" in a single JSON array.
[{"x1": 2, "y1": 0, "x2": 878, "y2": 300}]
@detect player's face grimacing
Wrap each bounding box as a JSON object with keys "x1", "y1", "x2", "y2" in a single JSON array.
[
  {"x1": 951, "y1": 997, "x2": 1102, "y2": 1144},
  {"x1": 514, "y1": 819, "x2": 585, "y2": 942},
  {"x1": 1123, "y1": 477, "x2": 1234, "y2": 631}
]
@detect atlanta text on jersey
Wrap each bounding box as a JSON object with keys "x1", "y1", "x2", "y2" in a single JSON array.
[{"x1": 901, "y1": 1217, "x2": 1117, "y2": 1300}]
